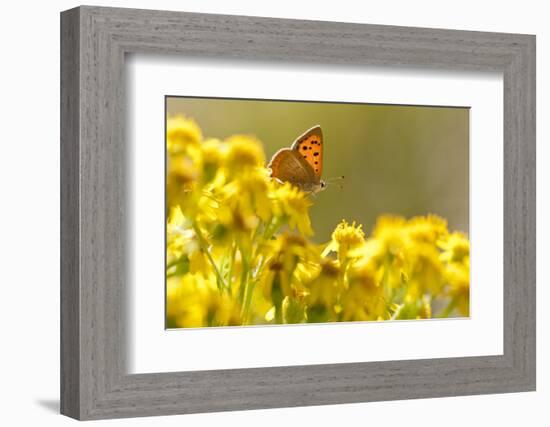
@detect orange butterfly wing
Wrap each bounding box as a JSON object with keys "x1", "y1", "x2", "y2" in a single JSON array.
[
  {"x1": 268, "y1": 148, "x2": 316, "y2": 184},
  {"x1": 290, "y1": 125, "x2": 323, "y2": 179}
]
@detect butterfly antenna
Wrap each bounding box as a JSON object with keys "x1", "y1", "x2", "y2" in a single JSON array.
[{"x1": 326, "y1": 175, "x2": 345, "y2": 190}]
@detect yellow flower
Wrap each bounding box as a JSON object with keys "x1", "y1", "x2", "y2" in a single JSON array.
[
  {"x1": 363, "y1": 216, "x2": 413, "y2": 292},
  {"x1": 272, "y1": 182, "x2": 313, "y2": 236},
  {"x1": 307, "y1": 259, "x2": 339, "y2": 301},
  {"x1": 277, "y1": 233, "x2": 320, "y2": 269},
  {"x1": 305, "y1": 259, "x2": 340, "y2": 322},
  {"x1": 202, "y1": 138, "x2": 224, "y2": 164},
  {"x1": 439, "y1": 232, "x2": 470, "y2": 263},
  {"x1": 444, "y1": 260, "x2": 470, "y2": 316},
  {"x1": 225, "y1": 135, "x2": 265, "y2": 173},
  {"x1": 438, "y1": 231, "x2": 470, "y2": 317},
  {"x1": 167, "y1": 115, "x2": 202, "y2": 154},
  {"x1": 208, "y1": 291, "x2": 243, "y2": 327},
  {"x1": 201, "y1": 138, "x2": 225, "y2": 183},
  {"x1": 257, "y1": 259, "x2": 283, "y2": 303},
  {"x1": 168, "y1": 153, "x2": 201, "y2": 185},
  {"x1": 165, "y1": 207, "x2": 213, "y2": 280},
  {"x1": 406, "y1": 242, "x2": 445, "y2": 298},
  {"x1": 166, "y1": 273, "x2": 243, "y2": 328},
  {"x1": 371, "y1": 215, "x2": 409, "y2": 257},
  {"x1": 166, "y1": 274, "x2": 213, "y2": 328},
  {"x1": 343, "y1": 259, "x2": 389, "y2": 320},
  {"x1": 166, "y1": 206, "x2": 196, "y2": 264},
  {"x1": 408, "y1": 214, "x2": 448, "y2": 244},
  {"x1": 325, "y1": 220, "x2": 365, "y2": 262},
  {"x1": 166, "y1": 116, "x2": 204, "y2": 210},
  {"x1": 256, "y1": 233, "x2": 319, "y2": 322},
  {"x1": 332, "y1": 220, "x2": 365, "y2": 247},
  {"x1": 221, "y1": 169, "x2": 272, "y2": 226},
  {"x1": 165, "y1": 116, "x2": 205, "y2": 216}
]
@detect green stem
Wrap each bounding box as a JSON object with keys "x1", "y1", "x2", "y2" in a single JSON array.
[
  {"x1": 240, "y1": 221, "x2": 276, "y2": 323},
  {"x1": 262, "y1": 217, "x2": 283, "y2": 241},
  {"x1": 237, "y1": 241, "x2": 250, "y2": 303},
  {"x1": 241, "y1": 279, "x2": 256, "y2": 324},
  {"x1": 166, "y1": 257, "x2": 183, "y2": 271},
  {"x1": 227, "y1": 241, "x2": 237, "y2": 295},
  {"x1": 439, "y1": 297, "x2": 457, "y2": 318},
  {"x1": 192, "y1": 224, "x2": 227, "y2": 291}
]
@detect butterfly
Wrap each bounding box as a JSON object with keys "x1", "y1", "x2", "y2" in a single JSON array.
[{"x1": 268, "y1": 125, "x2": 328, "y2": 194}]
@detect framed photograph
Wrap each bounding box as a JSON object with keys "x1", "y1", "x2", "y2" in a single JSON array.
[
  {"x1": 164, "y1": 97, "x2": 471, "y2": 330},
  {"x1": 60, "y1": 6, "x2": 536, "y2": 420}
]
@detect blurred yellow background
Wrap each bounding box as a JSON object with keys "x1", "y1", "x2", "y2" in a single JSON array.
[{"x1": 167, "y1": 97, "x2": 469, "y2": 242}]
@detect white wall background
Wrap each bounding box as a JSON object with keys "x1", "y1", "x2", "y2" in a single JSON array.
[{"x1": 0, "y1": 0, "x2": 546, "y2": 425}]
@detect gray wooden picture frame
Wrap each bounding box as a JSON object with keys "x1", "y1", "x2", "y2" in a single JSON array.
[{"x1": 60, "y1": 5, "x2": 536, "y2": 420}]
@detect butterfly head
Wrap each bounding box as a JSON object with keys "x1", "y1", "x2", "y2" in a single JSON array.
[
  {"x1": 307, "y1": 179, "x2": 327, "y2": 195},
  {"x1": 293, "y1": 180, "x2": 326, "y2": 194}
]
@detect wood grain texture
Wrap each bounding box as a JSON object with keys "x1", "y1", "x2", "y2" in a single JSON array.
[
  {"x1": 60, "y1": 7, "x2": 80, "y2": 419},
  {"x1": 60, "y1": 5, "x2": 536, "y2": 420}
]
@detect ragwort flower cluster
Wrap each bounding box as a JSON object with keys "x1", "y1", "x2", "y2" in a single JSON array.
[{"x1": 166, "y1": 115, "x2": 470, "y2": 328}]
